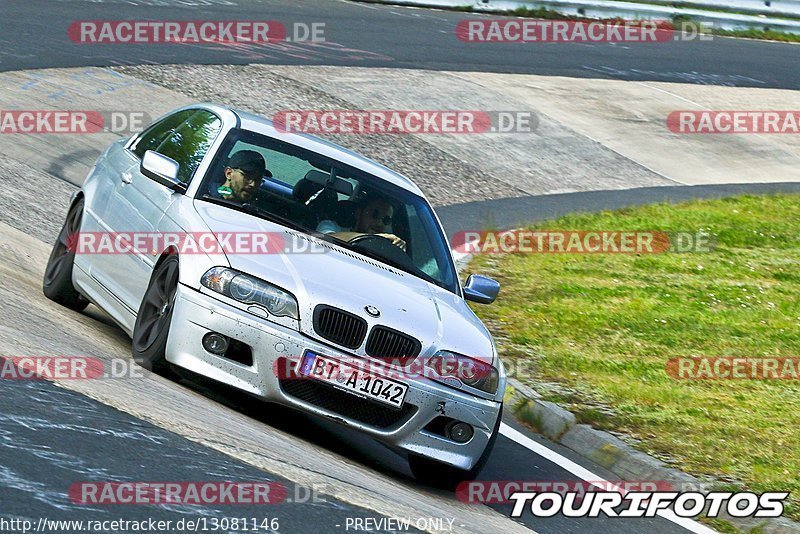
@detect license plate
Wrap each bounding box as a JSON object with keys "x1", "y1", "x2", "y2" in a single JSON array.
[{"x1": 300, "y1": 351, "x2": 408, "y2": 409}]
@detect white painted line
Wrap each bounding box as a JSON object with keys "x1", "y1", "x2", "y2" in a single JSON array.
[
  {"x1": 499, "y1": 423, "x2": 718, "y2": 534},
  {"x1": 636, "y1": 82, "x2": 710, "y2": 109}
]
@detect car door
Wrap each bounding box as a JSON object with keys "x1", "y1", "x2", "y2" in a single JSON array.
[
  {"x1": 122, "y1": 109, "x2": 223, "y2": 312},
  {"x1": 101, "y1": 109, "x2": 223, "y2": 315},
  {"x1": 86, "y1": 110, "x2": 194, "y2": 315}
]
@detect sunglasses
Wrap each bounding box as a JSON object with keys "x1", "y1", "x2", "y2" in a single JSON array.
[
  {"x1": 368, "y1": 209, "x2": 392, "y2": 226},
  {"x1": 233, "y1": 168, "x2": 262, "y2": 184}
]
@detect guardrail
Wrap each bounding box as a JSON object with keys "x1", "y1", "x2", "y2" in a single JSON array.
[
  {"x1": 634, "y1": 0, "x2": 800, "y2": 18},
  {"x1": 364, "y1": 0, "x2": 800, "y2": 33}
]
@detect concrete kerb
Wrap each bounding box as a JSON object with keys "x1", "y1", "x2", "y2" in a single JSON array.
[{"x1": 456, "y1": 253, "x2": 800, "y2": 533}]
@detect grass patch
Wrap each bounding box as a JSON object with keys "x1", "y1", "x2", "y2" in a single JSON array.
[
  {"x1": 453, "y1": 5, "x2": 574, "y2": 19},
  {"x1": 711, "y1": 27, "x2": 800, "y2": 42},
  {"x1": 469, "y1": 194, "x2": 800, "y2": 521}
]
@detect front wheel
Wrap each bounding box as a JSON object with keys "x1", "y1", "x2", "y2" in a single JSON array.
[
  {"x1": 409, "y1": 405, "x2": 503, "y2": 489},
  {"x1": 43, "y1": 198, "x2": 90, "y2": 311},
  {"x1": 132, "y1": 255, "x2": 179, "y2": 376}
]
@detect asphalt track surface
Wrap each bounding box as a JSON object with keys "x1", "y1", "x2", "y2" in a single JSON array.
[
  {"x1": 2, "y1": 0, "x2": 798, "y2": 533},
  {"x1": 0, "y1": 0, "x2": 798, "y2": 89},
  {"x1": 0, "y1": 352, "x2": 691, "y2": 534}
]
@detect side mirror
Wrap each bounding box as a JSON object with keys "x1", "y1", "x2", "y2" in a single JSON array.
[
  {"x1": 141, "y1": 150, "x2": 184, "y2": 191},
  {"x1": 463, "y1": 274, "x2": 500, "y2": 304}
]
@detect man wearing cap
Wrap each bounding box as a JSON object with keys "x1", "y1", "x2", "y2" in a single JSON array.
[{"x1": 217, "y1": 150, "x2": 267, "y2": 203}]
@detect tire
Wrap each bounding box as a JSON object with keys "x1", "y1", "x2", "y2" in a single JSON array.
[
  {"x1": 131, "y1": 255, "x2": 179, "y2": 376},
  {"x1": 43, "y1": 198, "x2": 90, "y2": 311},
  {"x1": 409, "y1": 404, "x2": 503, "y2": 489}
]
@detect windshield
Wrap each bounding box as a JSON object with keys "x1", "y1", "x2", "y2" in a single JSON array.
[{"x1": 198, "y1": 128, "x2": 459, "y2": 294}]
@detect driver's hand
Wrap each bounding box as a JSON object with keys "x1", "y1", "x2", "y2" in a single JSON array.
[
  {"x1": 376, "y1": 233, "x2": 406, "y2": 251},
  {"x1": 332, "y1": 231, "x2": 407, "y2": 251}
]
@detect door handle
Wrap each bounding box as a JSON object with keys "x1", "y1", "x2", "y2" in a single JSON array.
[{"x1": 121, "y1": 171, "x2": 133, "y2": 184}]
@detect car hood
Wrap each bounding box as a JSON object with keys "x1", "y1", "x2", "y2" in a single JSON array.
[{"x1": 194, "y1": 200, "x2": 495, "y2": 364}]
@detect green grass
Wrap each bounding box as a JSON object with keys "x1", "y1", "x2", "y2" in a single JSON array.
[
  {"x1": 711, "y1": 27, "x2": 800, "y2": 42},
  {"x1": 456, "y1": 5, "x2": 584, "y2": 21},
  {"x1": 469, "y1": 194, "x2": 800, "y2": 522}
]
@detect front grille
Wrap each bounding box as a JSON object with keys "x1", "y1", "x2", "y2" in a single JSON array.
[
  {"x1": 365, "y1": 326, "x2": 421, "y2": 366},
  {"x1": 313, "y1": 305, "x2": 368, "y2": 349},
  {"x1": 279, "y1": 376, "x2": 417, "y2": 429}
]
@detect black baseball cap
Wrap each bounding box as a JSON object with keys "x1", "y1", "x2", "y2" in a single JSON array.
[{"x1": 227, "y1": 150, "x2": 269, "y2": 177}]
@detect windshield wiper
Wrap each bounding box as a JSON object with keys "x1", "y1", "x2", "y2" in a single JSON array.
[{"x1": 199, "y1": 195, "x2": 308, "y2": 233}]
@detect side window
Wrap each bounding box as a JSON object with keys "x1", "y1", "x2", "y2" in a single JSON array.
[
  {"x1": 156, "y1": 111, "x2": 223, "y2": 185},
  {"x1": 226, "y1": 140, "x2": 317, "y2": 189},
  {"x1": 130, "y1": 110, "x2": 194, "y2": 160}
]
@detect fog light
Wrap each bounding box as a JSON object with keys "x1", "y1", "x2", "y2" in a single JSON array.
[
  {"x1": 202, "y1": 332, "x2": 229, "y2": 355},
  {"x1": 446, "y1": 421, "x2": 474, "y2": 443}
]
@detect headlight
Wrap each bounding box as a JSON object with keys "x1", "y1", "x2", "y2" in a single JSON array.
[
  {"x1": 424, "y1": 350, "x2": 499, "y2": 394},
  {"x1": 201, "y1": 267, "x2": 299, "y2": 320}
]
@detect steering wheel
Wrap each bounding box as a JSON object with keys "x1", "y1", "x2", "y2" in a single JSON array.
[{"x1": 348, "y1": 234, "x2": 413, "y2": 268}]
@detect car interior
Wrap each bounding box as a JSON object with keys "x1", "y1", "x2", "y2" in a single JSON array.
[
  {"x1": 204, "y1": 144, "x2": 405, "y2": 243},
  {"x1": 199, "y1": 136, "x2": 456, "y2": 291}
]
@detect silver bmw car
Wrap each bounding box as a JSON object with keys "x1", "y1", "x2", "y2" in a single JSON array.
[{"x1": 43, "y1": 103, "x2": 505, "y2": 486}]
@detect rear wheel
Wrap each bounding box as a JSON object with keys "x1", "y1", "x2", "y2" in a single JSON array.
[
  {"x1": 409, "y1": 404, "x2": 503, "y2": 489},
  {"x1": 43, "y1": 198, "x2": 90, "y2": 311},
  {"x1": 132, "y1": 255, "x2": 179, "y2": 376}
]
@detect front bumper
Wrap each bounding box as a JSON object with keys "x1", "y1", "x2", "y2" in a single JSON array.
[{"x1": 166, "y1": 284, "x2": 502, "y2": 470}]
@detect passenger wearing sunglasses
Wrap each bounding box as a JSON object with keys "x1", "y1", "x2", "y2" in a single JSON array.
[{"x1": 321, "y1": 197, "x2": 406, "y2": 251}]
